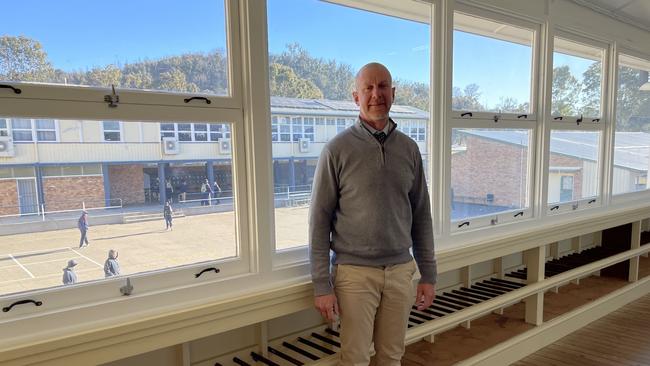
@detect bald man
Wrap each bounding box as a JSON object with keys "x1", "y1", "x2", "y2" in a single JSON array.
[{"x1": 309, "y1": 62, "x2": 437, "y2": 366}]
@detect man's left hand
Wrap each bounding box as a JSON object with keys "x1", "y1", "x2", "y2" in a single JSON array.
[{"x1": 415, "y1": 283, "x2": 436, "y2": 311}]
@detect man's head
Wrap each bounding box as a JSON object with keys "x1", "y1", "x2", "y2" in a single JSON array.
[{"x1": 353, "y1": 62, "x2": 395, "y2": 128}]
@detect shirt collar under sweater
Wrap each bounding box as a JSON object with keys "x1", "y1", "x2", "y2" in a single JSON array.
[{"x1": 358, "y1": 118, "x2": 395, "y2": 138}]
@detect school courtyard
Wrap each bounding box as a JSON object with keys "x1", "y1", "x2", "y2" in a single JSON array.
[{"x1": 0, "y1": 207, "x2": 309, "y2": 295}]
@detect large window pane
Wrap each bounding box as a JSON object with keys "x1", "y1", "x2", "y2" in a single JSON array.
[
  {"x1": 268, "y1": 0, "x2": 430, "y2": 251},
  {"x1": 0, "y1": 119, "x2": 236, "y2": 297},
  {"x1": 1, "y1": 1, "x2": 229, "y2": 95},
  {"x1": 613, "y1": 54, "x2": 650, "y2": 195},
  {"x1": 453, "y1": 13, "x2": 533, "y2": 113},
  {"x1": 552, "y1": 37, "x2": 603, "y2": 117},
  {"x1": 451, "y1": 129, "x2": 530, "y2": 220},
  {"x1": 548, "y1": 130, "x2": 600, "y2": 204}
]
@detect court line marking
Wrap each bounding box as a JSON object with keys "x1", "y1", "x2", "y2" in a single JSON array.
[
  {"x1": 70, "y1": 248, "x2": 104, "y2": 269},
  {"x1": 0, "y1": 268, "x2": 105, "y2": 285},
  {"x1": 8, "y1": 254, "x2": 35, "y2": 278}
]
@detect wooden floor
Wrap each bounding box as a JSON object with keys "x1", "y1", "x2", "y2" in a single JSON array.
[
  {"x1": 401, "y1": 255, "x2": 650, "y2": 366},
  {"x1": 512, "y1": 294, "x2": 650, "y2": 366}
]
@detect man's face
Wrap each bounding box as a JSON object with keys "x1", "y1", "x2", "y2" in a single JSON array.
[{"x1": 353, "y1": 65, "x2": 395, "y2": 124}]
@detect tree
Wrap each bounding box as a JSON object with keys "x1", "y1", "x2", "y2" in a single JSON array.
[
  {"x1": 452, "y1": 84, "x2": 485, "y2": 111},
  {"x1": 614, "y1": 66, "x2": 650, "y2": 131},
  {"x1": 394, "y1": 79, "x2": 429, "y2": 111},
  {"x1": 0, "y1": 35, "x2": 54, "y2": 82},
  {"x1": 270, "y1": 44, "x2": 354, "y2": 100},
  {"x1": 551, "y1": 65, "x2": 582, "y2": 116},
  {"x1": 269, "y1": 63, "x2": 323, "y2": 99},
  {"x1": 580, "y1": 62, "x2": 602, "y2": 117},
  {"x1": 87, "y1": 65, "x2": 122, "y2": 87}
]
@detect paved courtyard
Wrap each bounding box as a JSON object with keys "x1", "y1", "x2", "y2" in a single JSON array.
[{"x1": 0, "y1": 207, "x2": 309, "y2": 296}]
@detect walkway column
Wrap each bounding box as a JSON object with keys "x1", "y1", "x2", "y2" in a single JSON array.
[
  {"x1": 288, "y1": 157, "x2": 295, "y2": 190},
  {"x1": 158, "y1": 163, "x2": 166, "y2": 204},
  {"x1": 35, "y1": 165, "x2": 45, "y2": 212},
  {"x1": 524, "y1": 246, "x2": 545, "y2": 325},
  {"x1": 102, "y1": 163, "x2": 111, "y2": 206}
]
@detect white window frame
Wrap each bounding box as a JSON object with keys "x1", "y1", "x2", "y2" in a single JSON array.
[
  {"x1": 543, "y1": 29, "x2": 610, "y2": 215},
  {"x1": 9, "y1": 118, "x2": 59, "y2": 142},
  {"x1": 0, "y1": 0, "x2": 260, "y2": 320},
  {"x1": 446, "y1": 5, "x2": 540, "y2": 235},
  {"x1": 101, "y1": 121, "x2": 123, "y2": 142},
  {"x1": 610, "y1": 48, "x2": 650, "y2": 206}
]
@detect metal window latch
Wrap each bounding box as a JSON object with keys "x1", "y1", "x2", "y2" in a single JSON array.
[
  {"x1": 576, "y1": 114, "x2": 583, "y2": 126},
  {"x1": 493, "y1": 114, "x2": 500, "y2": 123},
  {"x1": 104, "y1": 84, "x2": 119, "y2": 108},
  {"x1": 120, "y1": 277, "x2": 133, "y2": 296},
  {"x1": 490, "y1": 217, "x2": 498, "y2": 225}
]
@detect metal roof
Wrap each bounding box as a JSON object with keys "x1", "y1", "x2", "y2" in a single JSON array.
[
  {"x1": 459, "y1": 129, "x2": 650, "y2": 172},
  {"x1": 270, "y1": 96, "x2": 429, "y2": 120}
]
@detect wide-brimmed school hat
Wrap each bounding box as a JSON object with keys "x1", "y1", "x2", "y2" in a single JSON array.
[{"x1": 67, "y1": 259, "x2": 78, "y2": 268}]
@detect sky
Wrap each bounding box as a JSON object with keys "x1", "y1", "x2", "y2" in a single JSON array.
[{"x1": 3, "y1": 0, "x2": 595, "y2": 108}]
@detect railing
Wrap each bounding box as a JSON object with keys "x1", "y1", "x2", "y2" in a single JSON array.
[
  {"x1": 274, "y1": 185, "x2": 313, "y2": 207},
  {"x1": 0, "y1": 198, "x2": 123, "y2": 220},
  {"x1": 178, "y1": 190, "x2": 234, "y2": 206}
]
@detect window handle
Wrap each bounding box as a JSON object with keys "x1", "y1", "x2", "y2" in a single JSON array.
[
  {"x1": 0, "y1": 84, "x2": 22, "y2": 94},
  {"x1": 588, "y1": 199, "x2": 596, "y2": 204},
  {"x1": 550, "y1": 205, "x2": 560, "y2": 211},
  {"x1": 517, "y1": 114, "x2": 528, "y2": 119},
  {"x1": 553, "y1": 116, "x2": 563, "y2": 121},
  {"x1": 195, "y1": 267, "x2": 220, "y2": 278},
  {"x1": 184, "y1": 96, "x2": 212, "y2": 105},
  {"x1": 3, "y1": 299, "x2": 42, "y2": 312},
  {"x1": 460, "y1": 112, "x2": 473, "y2": 118},
  {"x1": 514, "y1": 211, "x2": 524, "y2": 217},
  {"x1": 458, "y1": 221, "x2": 470, "y2": 228},
  {"x1": 592, "y1": 118, "x2": 600, "y2": 123}
]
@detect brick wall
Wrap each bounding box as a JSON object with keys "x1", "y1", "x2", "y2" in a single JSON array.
[
  {"x1": 451, "y1": 135, "x2": 529, "y2": 208},
  {"x1": 549, "y1": 153, "x2": 584, "y2": 200},
  {"x1": 0, "y1": 180, "x2": 19, "y2": 215},
  {"x1": 109, "y1": 165, "x2": 145, "y2": 205},
  {"x1": 43, "y1": 176, "x2": 105, "y2": 211}
]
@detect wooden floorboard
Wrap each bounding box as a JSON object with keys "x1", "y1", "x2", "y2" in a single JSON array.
[{"x1": 511, "y1": 294, "x2": 650, "y2": 366}]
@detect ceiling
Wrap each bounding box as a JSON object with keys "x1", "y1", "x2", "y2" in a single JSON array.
[{"x1": 570, "y1": 0, "x2": 650, "y2": 32}]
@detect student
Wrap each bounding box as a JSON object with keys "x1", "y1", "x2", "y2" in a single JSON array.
[
  {"x1": 78, "y1": 211, "x2": 89, "y2": 248},
  {"x1": 62, "y1": 259, "x2": 78, "y2": 285},
  {"x1": 163, "y1": 200, "x2": 173, "y2": 230},
  {"x1": 104, "y1": 249, "x2": 120, "y2": 277}
]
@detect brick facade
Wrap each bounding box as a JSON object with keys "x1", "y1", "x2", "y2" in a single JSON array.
[
  {"x1": 451, "y1": 135, "x2": 529, "y2": 208},
  {"x1": 43, "y1": 176, "x2": 105, "y2": 211},
  {"x1": 109, "y1": 165, "x2": 145, "y2": 206},
  {"x1": 549, "y1": 153, "x2": 584, "y2": 200},
  {"x1": 0, "y1": 180, "x2": 19, "y2": 215}
]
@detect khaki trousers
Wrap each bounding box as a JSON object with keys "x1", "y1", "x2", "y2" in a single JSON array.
[{"x1": 334, "y1": 260, "x2": 416, "y2": 366}]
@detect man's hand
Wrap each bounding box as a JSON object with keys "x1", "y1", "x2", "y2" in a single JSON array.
[
  {"x1": 415, "y1": 283, "x2": 436, "y2": 311},
  {"x1": 314, "y1": 294, "x2": 339, "y2": 322}
]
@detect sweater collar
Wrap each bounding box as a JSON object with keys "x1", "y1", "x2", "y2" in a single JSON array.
[{"x1": 355, "y1": 117, "x2": 397, "y2": 140}]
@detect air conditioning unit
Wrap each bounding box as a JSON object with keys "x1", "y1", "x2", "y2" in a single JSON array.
[
  {"x1": 0, "y1": 136, "x2": 14, "y2": 157},
  {"x1": 162, "y1": 137, "x2": 179, "y2": 155},
  {"x1": 219, "y1": 139, "x2": 231, "y2": 154},
  {"x1": 299, "y1": 138, "x2": 310, "y2": 153}
]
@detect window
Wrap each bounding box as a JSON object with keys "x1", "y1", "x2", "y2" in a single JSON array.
[
  {"x1": 451, "y1": 129, "x2": 531, "y2": 222},
  {"x1": 398, "y1": 119, "x2": 426, "y2": 141},
  {"x1": 11, "y1": 118, "x2": 35, "y2": 141},
  {"x1": 552, "y1": 37, "x2": 604, "y2": 118},
  {"x1": 547, "y1": 130, "x2": 600, "y2": 206},
  {"x1": 0, "y1": 119, "x2": 8, "y2": 136},
  {"x1": 453, "y1": 12, "x2": 534, "y2": 114},
  {"x1": 613, "y1": 54, "x2": 650, "y2": 196},
  {"x1": 268, "y1": 0, "x2": 431, "y2": 253},
  {"x1": 102, "y1": 121, "x2": 122, "y2": 142},
  {"x1": 1, "y1": 0, "x2": 229, "y2": 95},
  {"x1": 159, "y1": 123, "x2": 230, "y2": 141},
  {"x1": 9, "y1": 118, "x2": 57, "y2": 141},
  {"x1": 0, "y1": 119, "x2": 239, "y2": 298}
]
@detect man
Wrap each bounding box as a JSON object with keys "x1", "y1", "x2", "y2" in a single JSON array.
[
  {"x1": 78, "y1": 211, "x2": 89, "y2": 248},
  {"x1": 309, "y1": 62, "x2": 437, "y2": 366},
  {"x1": 62, "y1": 259, "x2": 78, "y2": 285}
]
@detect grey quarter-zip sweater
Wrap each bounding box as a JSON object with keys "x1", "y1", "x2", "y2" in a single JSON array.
[{"x1": 309, "y1": 118, "x2": 437, "y2": 296}]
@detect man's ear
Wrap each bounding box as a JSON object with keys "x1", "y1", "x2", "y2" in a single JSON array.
[
  {"x1": 352, "y1": 91, "x2": 360, "y2": 106},
  {"x1": 392, "y1": 87, "x2": 396, "y2": 99}
]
